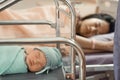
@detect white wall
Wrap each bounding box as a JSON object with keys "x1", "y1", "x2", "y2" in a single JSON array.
[{"x1": 96, "y1": 0, "x2": 118, "y2": 18}]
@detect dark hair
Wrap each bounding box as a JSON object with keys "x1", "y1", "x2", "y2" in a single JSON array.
[{"x1": 81, "y1": 13, "x2": 115, "y2": 33}]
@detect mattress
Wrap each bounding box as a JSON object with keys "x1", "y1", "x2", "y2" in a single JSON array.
[
  {"x1": 63, "y1": 52, "x2": 113, "y2": 66},
  {"x1": 86, "y1": 52, "x2": 113, "y2": 65},
  {"x1": 0, "y1": 67, "x2": 66, "y2": 80}
]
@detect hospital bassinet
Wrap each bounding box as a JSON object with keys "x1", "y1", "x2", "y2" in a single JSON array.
[{"x1": 0, "y1": 0, "x2": 86, "y2": 80}]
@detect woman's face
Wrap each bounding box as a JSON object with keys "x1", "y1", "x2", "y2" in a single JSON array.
[
  {"x1": 26, "y1": 50, "x2": 46, "y2": 72},
  {"x1": 79, "y1": 18, "x2": 109, "y2": 37}
]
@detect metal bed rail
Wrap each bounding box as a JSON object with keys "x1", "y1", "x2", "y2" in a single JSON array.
[
  {"x1": 54, "y1": 1, "x2": 81, "y2": 80},
  {"x1": 54, "y1": 0, "x2": 76, "y2": 39},
  {"x1": 0, "y1": 0, "x2": 86, "y2": 80},
  {"x1": 0, "y1": 20, "x2": 56, "y2": 28},
  {"x1": 86, "y1": 64, "x2": 113, "y2": 72},
  {"x1": 65, "y1": 64, "x2": 113, "y2": 73},
  {"x1": 0, "y1": 0, "x2": 21, "y2": 11}
]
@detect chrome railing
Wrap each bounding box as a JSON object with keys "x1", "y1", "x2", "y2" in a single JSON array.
[{"x1": 0, "y1": 0, "x2": 86, "y2": 80}]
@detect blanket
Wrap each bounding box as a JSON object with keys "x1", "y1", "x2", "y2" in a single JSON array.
[{"x1": 0, "y1": 46, "x2": 27, "y2": 75}]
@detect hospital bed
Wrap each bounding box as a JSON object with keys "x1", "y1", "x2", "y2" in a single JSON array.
[{"x1": 0, "y1": 0, "x2": 114, "y2": 80}]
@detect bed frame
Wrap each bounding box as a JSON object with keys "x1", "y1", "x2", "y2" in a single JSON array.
[{"x1": 0, "y1": 0, "x2": 86, "y2": 80}]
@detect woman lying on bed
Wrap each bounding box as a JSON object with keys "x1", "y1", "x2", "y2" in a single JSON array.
[
  {"x1": 75, "y1": 13, "x2": 115, "y2": 53},
  {"x1": 0, "y1": 46, "x2": 62, "y2": 75}
]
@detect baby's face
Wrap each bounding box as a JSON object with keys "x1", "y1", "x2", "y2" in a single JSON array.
[{"x1": 25, "y1": 49, "x2": 46, "y2": 72}]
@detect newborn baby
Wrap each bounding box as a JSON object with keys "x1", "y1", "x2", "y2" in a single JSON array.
[{"x1": 0, "y1": 46, "x2": 63, "y2": 75}]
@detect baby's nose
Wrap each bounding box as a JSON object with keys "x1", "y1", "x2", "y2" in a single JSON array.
[
  {"x1": 91, "y1": 27, "x2": 97, "y2": 31},
  {"x1": 34, "y1": 59, "x2": 40, "y2": 64}
]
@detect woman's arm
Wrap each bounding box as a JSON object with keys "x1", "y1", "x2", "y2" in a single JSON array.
[
  {"x1": 83, "y1": 49, "x2": 111, "y2": 54},
  {"x1": 75, "y1": 35, "x2": 113, "y2": 53}
]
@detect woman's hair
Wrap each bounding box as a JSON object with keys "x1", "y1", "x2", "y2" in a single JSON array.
[{"x1": 76, "y1": 13, "x2": 115, "y2": 34}]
